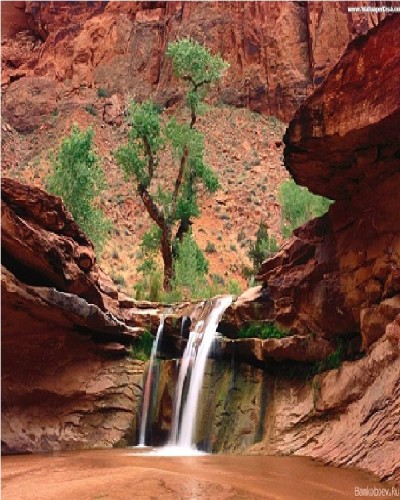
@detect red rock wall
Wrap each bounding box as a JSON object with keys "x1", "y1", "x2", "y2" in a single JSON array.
[
  {"x1": 252, "y1": 316, "x2": 400, "y2": 483},
  {"x1": 2, "y1": 1, "x2": 392, "y2": 121},
  {"x1": 249, "y1": 16, "x2": 400, "y2": 482}
]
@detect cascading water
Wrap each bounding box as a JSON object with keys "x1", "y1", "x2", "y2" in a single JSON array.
[
  {"x1": 169, "y1": 295, "x2": 233, "y2": 450},
  {"x1": 138, "y1": 317, "x2": 164, "y2": 446}
]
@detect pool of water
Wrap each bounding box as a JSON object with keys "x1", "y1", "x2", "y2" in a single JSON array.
[{"x1": 2, "y1": 448, "x2": 390, "y2": 499}]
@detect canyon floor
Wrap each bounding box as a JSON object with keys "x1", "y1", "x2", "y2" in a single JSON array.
[{"x1": 1, "y1": 449, "x2": 391, "y2": 500}]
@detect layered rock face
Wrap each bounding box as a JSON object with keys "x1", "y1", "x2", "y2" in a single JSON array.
[
  {"x1": 144, "y1": 359, "x2": 267, "y2": 452},
  {"x1": 251, "y1": 316, "x2": 400, "y2": 483},
  {"x1": 247, "y1": 15, "x2": 400, "y2": 481},
  {"x1": 2, "y1": 1, "x2": 391, "y2": 125},
  {"x1": 255, "y1": 14, "x2": 400, "y2": 349},
  {"x1": 1, "y1": 178, "x2": 146, "y2": 453}
]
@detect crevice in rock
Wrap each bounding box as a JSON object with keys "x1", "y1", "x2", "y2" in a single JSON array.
[{"x1": 1, "y1": 248, "x2": 56, "y2": 288}]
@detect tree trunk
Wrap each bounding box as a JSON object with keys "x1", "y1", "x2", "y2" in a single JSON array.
[
  {"x1": 176, "y1": 218, "x2": 191, "y2": 242},
  {"x1": 161, "y1": 227, "x2": 173, "y2": 291}
]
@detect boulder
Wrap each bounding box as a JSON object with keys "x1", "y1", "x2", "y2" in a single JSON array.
[{"x1": 2, "y1": 76, "x2": 58, "y2": 132}]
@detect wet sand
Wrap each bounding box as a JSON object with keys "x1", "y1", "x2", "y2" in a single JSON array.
[{"x1": 1, "y1": 449, "x2": 387, "y2": 499}]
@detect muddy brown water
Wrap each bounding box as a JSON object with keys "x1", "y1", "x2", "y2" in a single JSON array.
[{"x1": 1, "y1": 449, "x2": 391, "y2": 499}]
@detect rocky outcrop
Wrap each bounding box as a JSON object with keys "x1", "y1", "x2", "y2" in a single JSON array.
[
  {"x1": 251, "y1": 316, "x2": 400, "y2": 483},
  {"x1": 2, "y1": 267, "x2": 145, "y2": 453},
  {"x1": 1, "y1": 1, "x2": 392, "y2": 124},
  {"x1": 255, "y1": 15, "x2": 400, "y2": 352},
  {"x1": 1, "y1": 178, "x2": 148, "y2": 453},
  {"x1": 2, "y1": 76, "x2": 58, "y2": 132},
  {"x1": 2, "y1": 177, "x2": 117, "y2": 311},
  {"x1": 244, "y1": 16, "x2": 400, "y2": 482}
]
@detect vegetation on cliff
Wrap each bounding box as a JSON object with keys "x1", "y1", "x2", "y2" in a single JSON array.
[
  {"x1": 47, "y1": 125, "x2": 110, "y2": 252},
  {"x1": 237, "y1": 322, "x2": 287, "y2": 340}
]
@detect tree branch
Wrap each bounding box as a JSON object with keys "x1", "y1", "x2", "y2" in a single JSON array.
[
  {"x1": 171, "y1": 145, "x2": 189, "y2": 216},
  {"x1": 143, "y1": 137, "x2": 154, "y2": 179}
]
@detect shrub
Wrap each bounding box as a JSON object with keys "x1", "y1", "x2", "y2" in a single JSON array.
[
  {"x1": 84, "y1": 104, "x2": 97, "y2": 116},
  {"x1": 97, "y1": 87, "x2": 109, "y2": 98},
  {"x1": 314, "y1": 339, "x2": 345, "y2": 373},
  {"x1": 279, "y1": 180, "x2": 332, "y2": 238},
  {"x1": 227, "y1": 279, "x2": 242, "y2": 296},
  {"x1": 130, "y1": 330, "x2": 154, "y2": 361},
  {"x1": 249, "y1": 220, "x2": 278, "y2": 272},
  {"x1": 134, "y1": 260, "x2": 163, "y2": 302},
  {"x1": 205, "y1": 241, "x2": 217, "y2": 253},
  {"x1": 237, "y1": 322, "x2": 287, "y2": 339},
  {"x1": 237, "y1": 230, "x2": 246, "y2": 242},
  {"x1": 46, "y1": 125, "x2": 110, "y2": 253},
  {"x1": 111, "y1": 273, "x2": 126, "y2": 287},
  {"x1": 172, "y1": 232, "x2": 209, "y2": 299}
]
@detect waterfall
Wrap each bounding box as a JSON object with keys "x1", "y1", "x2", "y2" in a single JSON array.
[
  {"x1": 138, "y1": 317, "x2": 164, "y2": 446},
  {"x1": 169, "y1": 295, "x2": 232, "y2": 450}
]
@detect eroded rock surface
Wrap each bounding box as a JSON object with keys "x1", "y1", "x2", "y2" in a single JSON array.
[
  {"x1": 1, "y1": 178, "x2": 147, "y2": 453},
  {"x1": 1, "y1": 1, "x2": 392, "y2": 123},
  {"x1": 245, "y1": 16, "x2": 400, "y2": 482},
  {"x1": 251, "y1": 317, "x2": 400, "y2": 483},
  {"x1": 255, "y1": 16, "x2": 400, "y2": 352}
]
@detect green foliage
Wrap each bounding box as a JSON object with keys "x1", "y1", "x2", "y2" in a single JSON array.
[
  {"x1": 141, "y1": 224, "x2": 162, "y2": 255},
  {"x1": 134, "y1": 232, "x2": 242, "y2": 303},
  {"x1": 115, "y1": 101, "x2": 162, "y2": 189},
  {"x1": 279, "y1": 180, "x2": 333, "y2": 238},
  {"x1": 84, "y1": 104, "x2": 97, "y2": 116},
  {"x1": 47, "y1": 125, "x2": 110, "y2": 252},
  {"x1": 249, "y1": 221, "x2": 279, "y2": 272},
  {"x1": 111, "y1": 273, "x2": 126, "y2": 287},
  {"x1": 227, "y1": 279, "x2": 242, "y2": 296},
  {"x1": 314, "y1": 339, "x2": 345, "y2": 373},
  {"x1": 116, "y1": 40, "x2": 227, "y2": 291},
  {"x1": 166, "y1": 39, "x2": 229, "y2": 107},
  {"x1": 130, "y1": 330, "x2": 154, "y2": 361},
  {"x1": 172, "y1": 232, "x2": 209, "y2": 297},
  {"x1": 237, "y1": 322, "x2": 288, "y2": 340},
  {"x1": 97, "y1": 87, "x2": 109, "y2": 98}
]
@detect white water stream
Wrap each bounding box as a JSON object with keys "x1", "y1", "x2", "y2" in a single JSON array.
[
  {"x1": 135, "y1": 296, "x2": 232, "y2": 455},
  {"x1": 138, "y1": 317, "x2": 165, "y2": 446},
  {"x1": 169, "y1": 295, "x2": 233, "y2": 450}
]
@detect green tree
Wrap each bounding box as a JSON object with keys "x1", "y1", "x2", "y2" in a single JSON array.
[
  {"x1": 47, "y1": 125, "x2": 110, "y2": 252},
  {"x1": 279, "y1": 180, "x2": 333, "y2": 238},
  {"x1": 116, "y1": 39, "x2": 228, "y2": 290},
  {"x1": 249, "y1": 221, "x2": 279, "y2": 272}
]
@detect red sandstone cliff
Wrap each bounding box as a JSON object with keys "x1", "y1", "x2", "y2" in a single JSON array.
[
  {"x1": 244, "y1": 15, "x2": 400, "y2": 482},
  {"x1": 1, "y1": 1, "x2": 392, "y2": 123},
  {"x1": 1, "y1": 178, "x2": 145, "y2": 452}
]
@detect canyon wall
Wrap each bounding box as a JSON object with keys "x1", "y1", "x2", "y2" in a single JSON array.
[
  {"x1": 1, "y1": 178, "x2": 146, "y2": 452},
  {"x1": 256, "y1": 13, "x2": 400, "y2": 350},
  {"x1": 242, "y1": 14, "x2": 400, "y2": 482},
  {"x1": 2, "y1": 1, "x2": 392, "y2": 123}
]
